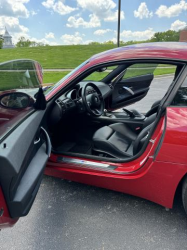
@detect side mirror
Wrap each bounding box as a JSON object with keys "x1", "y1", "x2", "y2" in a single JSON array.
[{"x1": 0, "y1": 92, "x2": 32, "y2": 109}]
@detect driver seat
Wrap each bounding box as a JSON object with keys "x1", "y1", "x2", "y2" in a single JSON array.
[{"x1": 92, "y1": 121, "x2": 154, "y2": 158}]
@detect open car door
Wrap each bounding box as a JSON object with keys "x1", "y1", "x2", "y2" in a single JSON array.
[
  {"x1": 108, "y1": 63, "x2": 158, "y2": 110},
  {"x1": 0, "y1": 60, "x2": 51, "y2": 229}
]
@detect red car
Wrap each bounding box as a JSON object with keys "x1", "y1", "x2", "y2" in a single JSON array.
[{"x1": 1, "y1": 42, "x2": 187, "y2": 229}]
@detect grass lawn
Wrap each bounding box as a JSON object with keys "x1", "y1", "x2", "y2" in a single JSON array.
[{"x1": 0, "y1": 45, "x2": 115, "y2": 69}]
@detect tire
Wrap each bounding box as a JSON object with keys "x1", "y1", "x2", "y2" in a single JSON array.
[{"x1": 182, "y1": 176, "x2": 187, "y2": 214}]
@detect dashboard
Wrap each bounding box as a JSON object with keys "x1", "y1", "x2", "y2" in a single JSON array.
[{"x1": 49, "y1": 81, "x2": 112, "y2": 125}]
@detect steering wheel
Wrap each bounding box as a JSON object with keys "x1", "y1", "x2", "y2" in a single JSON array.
[{"x1": 81, "y1": 82, "x2": 104, "y2": 117}]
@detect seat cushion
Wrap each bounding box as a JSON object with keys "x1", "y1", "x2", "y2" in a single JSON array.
[{"x1": 93, "y1": 123, "x2": 137, "y2": 158}]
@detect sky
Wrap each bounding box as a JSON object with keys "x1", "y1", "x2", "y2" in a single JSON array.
[{"x1": 0, "y1": 0, "x2": 187, "y2": 45}]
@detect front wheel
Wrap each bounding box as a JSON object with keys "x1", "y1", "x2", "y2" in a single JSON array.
[{"x1": 182, "y1": 176, "x2": 187, "y2": 214}]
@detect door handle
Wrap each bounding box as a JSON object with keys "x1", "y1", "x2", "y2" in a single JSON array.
[
  {"x1": 123, "y1": 86, "x2": 134, "y2": 95},
  {"x1": 41, "y1": 127, "x2": 51, "y2": 157}
]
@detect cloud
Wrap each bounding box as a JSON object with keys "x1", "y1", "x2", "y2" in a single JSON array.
[
  {"x1": 61, "y1": 32, "x2": 83, "y2": 45},
  {"x1": 0, "y1": 16, "x2": 29, "y2": 34},
  {"x1": 156, "y1": 0, "x2": 187, "y2": 18},
  {"x1": 77, "y1": 0, "x2": 116, "y2": 18},
  {"x1": 42, "y1": 0, "x2": 76, "y2": 15},
  {"x1": 170, "y1": 20, "x2": 187, "y2": 31},
  {"x1": 67, "y1": 14, "x2": 100, "y2": 28},
  {"x1": 134, "y1": 2, "x2": 153, "y2": 19},
  {"x1": 104, "y1": 10, "x2": 125, "y2": 22},
  {"x1": 120, "y1": 28, "x2": 154, "y2": 41},
  {"x1": 77, "y1": 0, "x2": 124, "y2": 23},
  {"x1": 0, "y1": 0, "x2": 29, "y2": 18},
  {"x1": 30, "y1": 37, "x2": 58, "y2": 45},
  {"x1": 94, "y1": 29, "x2": 111, "y2": 36},
  {"x1": 45, "y1": 32, "x2": 55, "y2": 39},
  {"x1": 83, "y1": 40, "x2": 94, "y2": 44},
  {"x1": 105, "y1": 37, "x2": 117, "y2": 44},
  {"x1": 0, "y1": 16, "x2": 29, "y2": 44},
  {"x1": 31, "y1": 10, "x2": 38, "y2": 16}
]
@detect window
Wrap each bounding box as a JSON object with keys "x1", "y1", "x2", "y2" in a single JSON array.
[
  {"x1": 0, "y1": 59, "x2": 42, "y2": 139},
  {"x1": 118, "y1": 63, "x2": 177, "y2": 113},
  {"x1": 84, "y1": 66, "x2": 117, "y2": 82},
  {"x1": 171, "y1": 77, "x2": 187, "y2": 106},
  {"x1": 123, "y1": 63, "x2": 176, "y2": 80}
]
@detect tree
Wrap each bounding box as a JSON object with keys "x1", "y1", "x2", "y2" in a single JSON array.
[
  {"x1": 88, "y1": 42, "x2": 101, "y2": 45},
  {"x1": 0, "y1": 35, "x2": 3, "y2": 49},
  {"x1": 16, "y1": 37, "x2": 32, "y2": 47},
  {"x1": 150, "y1": 30, "x2": 180, "y2": 42},
  {"x1": 104, "y1": 40, "x2": 114, "y2": 44},
  {"x1": 16, "y1": 37, "x2": 48, "y2": 47}
]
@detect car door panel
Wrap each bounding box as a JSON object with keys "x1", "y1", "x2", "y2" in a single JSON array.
[
  {"x1": 0, "y1": 110, "x2": 51, "y2": 219},
  {"x1": 109, "y1": 74, "x2": 153, "y2": 110}
]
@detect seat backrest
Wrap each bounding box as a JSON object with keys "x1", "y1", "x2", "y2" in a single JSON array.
[
  {"x1": 143, "y1": 113, "x2": 157, "y2": 129},
  {"x1": 145, "y1": 100, "x2": 161, "y2": 117},
  {"x1": 133, "y1": 123, "x2": 154, "y2": 155}
]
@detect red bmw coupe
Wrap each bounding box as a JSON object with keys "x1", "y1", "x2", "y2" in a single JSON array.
[{"x1": 1, "y1": 42, "x2": 187, "y2": 229}]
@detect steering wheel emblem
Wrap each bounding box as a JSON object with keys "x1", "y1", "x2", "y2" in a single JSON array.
[{"x1": 95, "y1": 96, "x2": 98, "y2": 102}]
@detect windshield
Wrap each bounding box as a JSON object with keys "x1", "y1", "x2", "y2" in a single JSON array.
[{"x1": 44, "y1": 60, "x2": 89, "y2": 96}]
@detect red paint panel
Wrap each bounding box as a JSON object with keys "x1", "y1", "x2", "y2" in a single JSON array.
[
  {"x1": 45, "y1": 160, "x2": 187, "y2": 209},
  {"x1": 157, "y1": 107, "x2": 187, "y2": 164},
  {"x1": 0, "y1": 187, "x2": 17, "y2": 229}
]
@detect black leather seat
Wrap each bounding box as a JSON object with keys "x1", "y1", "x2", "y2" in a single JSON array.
[
  {"x1": 145, "y1": 100, "x2": 161, "y2": 117},
  {"x1": 93, "y1": 116, "x2": 155, "y2": 158}
]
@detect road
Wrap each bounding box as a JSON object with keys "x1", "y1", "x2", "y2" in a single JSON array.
[{"x1": 0, "y1": 76, "x2": 187, "y2": 250}]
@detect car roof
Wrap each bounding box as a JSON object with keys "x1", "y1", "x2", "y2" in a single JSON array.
[{"x1": 89, "y1": 42, "x2": 187, "y2": 64}]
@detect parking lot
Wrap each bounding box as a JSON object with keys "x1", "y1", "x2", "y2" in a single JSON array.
[
  {"x1": 0, "y1": 175, "x2": 187, "y2": 250},
  {"x1": 1, "y1": 75, "x2": 187, "y2": 250}
]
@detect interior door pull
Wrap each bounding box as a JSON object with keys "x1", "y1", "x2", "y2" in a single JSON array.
[
  {"x1": 34, "y1": 138, "x2": 40, "y2": 144},
  {"x1": 41, "y1": 127, "x2": 52, "y2": 157},
  {"x1": 123, "y1": 86, "x2": 134, "y2": 95}
]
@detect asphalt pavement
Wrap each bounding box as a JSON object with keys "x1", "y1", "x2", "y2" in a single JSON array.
[
  {"x1": 0, "y1": 176, "x2": 187, "y2": 250},
  {"x1": 0, "y1": 75, "x2": 187, "y2": 250}
]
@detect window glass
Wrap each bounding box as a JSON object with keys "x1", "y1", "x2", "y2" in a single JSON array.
[
  {"x1": 171, "y1": 77, "x2": 187, "y2": 106},
  {"x1": 0, "y1": 60, "x2": 42, "y2": 97},
  {"x1": 123, "y1": 64, "x2": 176, "y2": 79},
  {"x1": 0, "y1": 59, "x2": 43, "y2": 140},
  {"x1": 44, "y1": 60, "x2": 89, "y2": 96},
  {"x1": 118, "y1": 63, "x2": 177, "y2": 113},
  {"x1": 84, "y1": 66, "x2": 117, "y2": 82}
]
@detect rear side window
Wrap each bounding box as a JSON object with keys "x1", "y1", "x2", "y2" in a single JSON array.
[{"x1": 171, "y1": 77, "x2": 187, "y2": 106}]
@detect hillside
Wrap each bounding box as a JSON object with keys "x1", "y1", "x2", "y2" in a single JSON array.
[{"x1": 0, "y1": 45, "x2": 115, "y2": 69}]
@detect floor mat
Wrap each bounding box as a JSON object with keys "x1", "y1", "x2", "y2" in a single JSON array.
[{"x1": 56, "y1": 141, "x2": 92, "y2": 154}]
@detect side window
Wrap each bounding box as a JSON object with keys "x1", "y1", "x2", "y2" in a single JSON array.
[
  {"x1": 123, "y1": 63, "x2": 158, "y2": 79},
  {"x1": 0, "y1": 59, "x2": 43, "y2": 139},
  {"x1": 118, "y1": 63, "x2": 177, "y2": 113},
  {"x1": 171, "y1": 77, "x2": 187, "y2": 106},
  {"x1": 123, "y1": 63, "x2": 176, "y2": 79}
]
